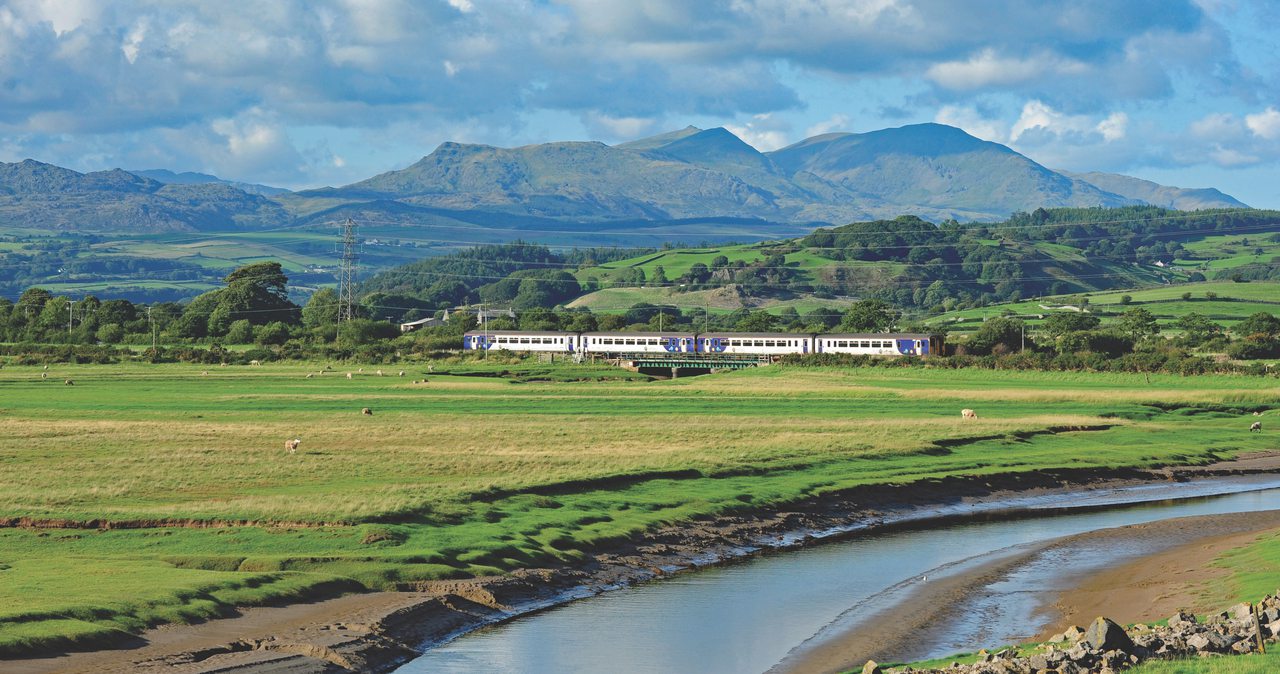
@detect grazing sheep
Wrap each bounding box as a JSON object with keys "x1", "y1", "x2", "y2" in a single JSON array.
[
  {"x1": 202, "y1": 371, "x2": 208, "y2": 376},
  {"x1": 398, "y1": 370, "x2": 405, "y2": 377},
  {"x1": 1252, "y1": 421, "x2": 1263, "y2": 432},
  {"x1": 40, "y1": 372, "x2": 47, "y2": 380},
  {"x1": 358, "y1": 367, "x2": 364, "y2": 373},
  {"x1": 285, "y1": 438, "x2": 301, "y2": 453},
  {"x1": 1255, "y1": 411, "x2": 1265, "y2": 416},
  {"x1": 64, "y1": 379, "x2": 74, "y2": 386},
  {"x1": 42, "y1": 365, "x2": 48, "y2": 371},
  {"x1": 361, "y1": 407, "x2": 373, "y2": 416},
  {"x1": 376, "y1": 369, "x2": 384, "y2": 376},
  {"x1": 220, "y1": 362, "x2": 228, "y2": 367},
  {"x1": 305, "y1": 373, "x2": 314, "y2": 379},
  {"x1": 249, "y1": 359, "x2": 261, "y2": 366},
  {"x1": 346, "y1": 372, "x2": 353, "y2": 380},
  {"x1": 961, "y1": 408, "x2": 978, "y2": 419}
]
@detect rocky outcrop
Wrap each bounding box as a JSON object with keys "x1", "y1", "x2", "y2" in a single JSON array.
[{"x1": 877, "y1": 593, "x2": 1280, "y2": 674}]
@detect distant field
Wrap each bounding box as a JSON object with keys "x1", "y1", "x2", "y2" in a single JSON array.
[
  {"x1": 1170, "y1": 232, "x2": 1280, "y2": 273},
  {"x1": 1, "y1": 361, "x2": 1278, "y2": 654},
  {"x1": 929, "y1": 281, "x2": 1280, "y2": 334},
  {"x1": 566, "y1": 285, "x2": 854, "y2": 314}
]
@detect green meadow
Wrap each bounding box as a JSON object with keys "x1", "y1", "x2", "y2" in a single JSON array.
[
  {"x1": 929, "y1": 280, "x2": 1280, "y2": 334},
  {"x1": 1, "y1": 362, "x2": 1278, "y2": 656}
]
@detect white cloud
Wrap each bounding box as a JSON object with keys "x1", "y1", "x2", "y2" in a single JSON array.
[
  {"x1": 1245, "y1": 107, "x2": 1280, "y2": 140},
  {"x1": 1096, "y1": 112, "x2": 1128, "y2": 142},
  {"x1": 926, "y1": 49, "x2": 1087, "y2": 90},
  {"x1": 934, "y1": 105, "x2": 1007, "y2": 143},
  {"x1": 725, "y1": 113, "x2": 791, "y2": 151},
  {"x1": 804, "y1": 113, "x2": 850, "y2": 137},
  {"x1": 580, "y1": 113, "x2": 661, "y2": 142},
  {"x1": 1010, "y1": 100, "x2": 1127, "y2": 144}
]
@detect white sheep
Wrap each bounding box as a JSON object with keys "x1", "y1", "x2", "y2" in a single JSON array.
[
  {"x1": 961, "y1": 408, "x2": 978, "y2": 420},
  {"x1": 305, "y1": 373, "x2": 314, "y2": 379},
  {"x1": 1252, "y1": 421, "x2": 1263, "y2": 432},
  {"x1": 346, "y1": 372, "x2": 353, "y2": 380},
  {"x1": 398, "y1": 370, "x2": 405, "y2": 377},
  {"x1": 376, "y1": 369, "x2": 384, "y2": 376},
  {"x1": 285, "y1": 438, "x2": 301, "y2": 453}
]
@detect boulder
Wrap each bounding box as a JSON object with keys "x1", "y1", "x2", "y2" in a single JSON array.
[
  {"x1": 1168, "y1": 610, "x2": 1197, "y2": 629},
  {"x1": 861, "y1": 661, "x2": 882, "y2": 674},
  {"x1": 1186, "y1": 631, "x2": 1235, "y2": 653},
  {"x1": 1227, "y1": 602, "x2": 1254, "y2": 621},
  {"x1": 1084, "y1": 617, "x2": 1135, "y2": 653}
]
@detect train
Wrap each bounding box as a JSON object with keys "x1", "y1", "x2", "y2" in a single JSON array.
[{"x1": 462, "y1": 330, "x2": 942, "y2": 357}]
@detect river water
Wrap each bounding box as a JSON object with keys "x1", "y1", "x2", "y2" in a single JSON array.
[{"x1": 397, "y1": 476, "x2": 1280, "y2": 674}]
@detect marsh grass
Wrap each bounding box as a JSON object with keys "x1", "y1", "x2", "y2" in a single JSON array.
[{"x1": 1, "y1": 362, "x2": 1278, "y2": 654}]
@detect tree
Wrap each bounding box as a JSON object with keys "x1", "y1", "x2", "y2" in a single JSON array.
[
  {"x1": 837, "y1": 299, "x2": 895, "y2": 332},
  {"x1": 1174, "y1": 312, "x2": 1222, "y2": 346},
  {"x1": 254, "y1": 321, "x2": 292, "y2": 346},
  {"x1": 218, "y1": 262, "x2": 299, "y2": 325},
  {"x1": 226, "y1": 319, "x2": 254, "y2": 344},
  {"x1": 302, "y1": 288, "x2": 340, "y2": 331},
  {"x1": 965, "y1": 317, "x2": 1027, "y2": 355},
  {"x1": 1236, "y1": 312, "x2": 1280, "y2": 338},
  {"x1": 1043, "y1": 312, "x2": 1100, "y2": 338},
  {"x1": 96, "y1": 323, "x2": 125, "y2": 344},
  {"x1": 1119, "y1": 295, "x2": 1133, "y2": 305},
  {"x1": 735, "y1": 310, "x2": 779, "y2": 332},
  {"x1": 1117, "y1": 308, "x2": 1161, "y2": 341}
]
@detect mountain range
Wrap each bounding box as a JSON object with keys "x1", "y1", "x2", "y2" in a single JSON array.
[{"x1": 0, "y1": 123, "x2": 1249, "y2": 236}]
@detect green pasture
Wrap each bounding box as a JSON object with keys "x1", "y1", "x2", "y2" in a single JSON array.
[
  {"x1": 576, "y1": 243, "x2": 840, "y2": 284},
  {"x1": 929, "y1": 281, "x2": 1280, "y2": 333},
  {"x1": 1171, "y1": 233, "x2": 1280, "y2": 273},
  {"x1": 1, "y1": 362, "x2": 1278, "y2": 655},
  {"x1": 566, "y1": 285, "x2": 854, "y2": 314}
]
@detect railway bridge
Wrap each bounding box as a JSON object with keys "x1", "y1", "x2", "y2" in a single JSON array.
[{"x1": 616, "y1": 354, "x2": 772, "y2": 377}]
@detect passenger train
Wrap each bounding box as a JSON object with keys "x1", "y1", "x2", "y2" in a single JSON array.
[{"x1": 463, "y1": 331, "x2": 941, "y2": 357}]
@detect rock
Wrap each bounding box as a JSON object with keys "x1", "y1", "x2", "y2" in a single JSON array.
[
  {"x1": 1267, "y1": 620, "x2": 1280, "y2": 637},
  {"x1": 1187, "y1": 631, "x2": 1235, "y2": 653},
  {"x1": 1084, "y1": 617, "x2": 1135, "y2": 653},
  {"x1": 1228, "y1": 602, "x2": 1254, "y2": 621},
  {"x1": 1061, "y1": 625, "x2": 1085, "y2": 642},
  {"x1": 862, "y1": 661, "x2": 883, "y2": 674},
  {"x1": 1168, "y1": 610, "x2": 1198, "y2": 629}
]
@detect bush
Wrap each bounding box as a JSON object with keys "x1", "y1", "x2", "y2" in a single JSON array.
[
  {"x1": 95, "y1": 323, "x2": 125, "y2": 344},
  {"x1": 1227, "y1": 337, "x2": 1280, "y2": 360},
  {"x1": 225, "y1": 320, "x2": 254, "y2": 344},
  {"x1": 254, "y1": 321, "x2": 292, "y2": 346}
]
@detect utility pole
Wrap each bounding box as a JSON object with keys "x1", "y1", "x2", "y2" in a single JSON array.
[
  {"x1": 67, "y1": 300, "x2": 75, "y2": 337},
  {"x1": 147, "y1": 305, "x2": 156, "y2": 349},
  {"x1": 337, "y1": 218, "x2": 359, "y2": 342}
]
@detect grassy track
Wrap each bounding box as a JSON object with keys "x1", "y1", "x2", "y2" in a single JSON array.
[{"x1": 1, "y1": 362, "x2": 1278, "y2": 654}]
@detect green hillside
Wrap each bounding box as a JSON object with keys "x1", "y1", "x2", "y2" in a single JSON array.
[{"x1": 928, "y1": 280, "x2": 1280, "y2": 334}]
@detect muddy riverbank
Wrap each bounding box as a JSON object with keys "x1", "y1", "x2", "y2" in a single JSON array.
[{"x1": 9, "y1": 454, "x2": 1280, "y2": 674}]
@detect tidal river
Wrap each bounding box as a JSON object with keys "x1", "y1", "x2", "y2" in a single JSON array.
[{"x1": 397, "y1": 476, "x2": 1280, "y2": 674}]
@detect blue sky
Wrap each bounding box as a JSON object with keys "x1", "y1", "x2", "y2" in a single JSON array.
[{"x1": 1, "y1": 0, "x2": 1278, "y2": 207}]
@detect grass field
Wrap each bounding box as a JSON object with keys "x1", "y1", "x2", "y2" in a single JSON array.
[
  {"x1": 1, "y1": 362, "x2": 1278, "y2": 655},
  {"x1": 928, "y1": 280, "x2": 1280, "y2": 334}
]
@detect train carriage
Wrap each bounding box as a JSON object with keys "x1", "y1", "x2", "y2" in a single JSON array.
[
  {"x1": 580, "y1": 332, "x2": 696, "y2": 354},
  {"x1": 697, "y1": 332, "x2": 812, "y2": 356},
  {"x1": 463, "y1": 330, "x2": 578, "y2": 352},
  {"x1": 815, "y1": 333, "x2": 940, "y2": 356}
]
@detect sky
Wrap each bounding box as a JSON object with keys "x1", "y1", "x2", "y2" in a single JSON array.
[{"x1": 1, "y1": 0, "x2": 1279, "y2": 207}]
